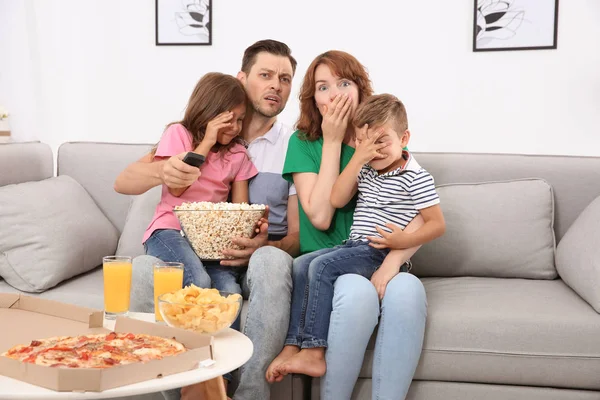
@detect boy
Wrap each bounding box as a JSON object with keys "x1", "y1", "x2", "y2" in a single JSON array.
[{"x1": 273, "y1": 94, "x2": 446, "y2": 377}]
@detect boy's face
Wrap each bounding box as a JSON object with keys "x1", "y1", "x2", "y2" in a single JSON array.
[{"x1": 360, "y1": 121, "x2": 410, "y2": 173}]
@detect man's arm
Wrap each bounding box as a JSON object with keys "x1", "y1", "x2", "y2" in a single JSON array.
[
  {"x1": 268, "y1": 194, "x2": 300, "y2": 257},
  {"x1": 113, "y1": 152, "x2": 201, "y2": 195},
  {"x1": 114, "y1": 153, "x2": 164, "y2": 195}
]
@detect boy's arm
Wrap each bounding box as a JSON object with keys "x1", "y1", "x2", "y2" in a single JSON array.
[
  {"x1": 401, "y1": 205, "x2": 445, "y2": 248},
  {"x1": 330, "y1": 158, "x2": 362, "y2": 208}
]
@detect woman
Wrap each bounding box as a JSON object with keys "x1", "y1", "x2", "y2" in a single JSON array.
[{"x1": 267, "y1": 51, "x2": 428, "y2": 400}]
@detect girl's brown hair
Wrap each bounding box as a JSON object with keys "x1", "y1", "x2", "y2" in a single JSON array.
[
  {"x1": 296, "y1": 51, "x2": 374, "y2": 141},
  {"x1": 155, "y1": 72, "x2": 247, "y2": 155}
]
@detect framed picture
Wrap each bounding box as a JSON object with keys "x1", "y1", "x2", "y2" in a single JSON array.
[
  {"x1": 156, "y1": 0, "x2": 211, "y2": 46},
  {"x1": 473, "y1": 0, "x2": 559, "y2": 52}
]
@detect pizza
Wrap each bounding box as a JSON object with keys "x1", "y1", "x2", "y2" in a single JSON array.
[{"x1": 2, "y1": 332, "x2": 186, "y2": 368}]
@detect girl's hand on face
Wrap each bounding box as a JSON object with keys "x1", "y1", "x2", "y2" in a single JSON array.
[
  {"x1": 320, "y1": 94, "x2": 353, "y2": 144},
  {"x1": 353, "y1": 124, "x2": 391, "y2": 165},
  {"x1": 204, "y1": 111, "x2": 234, "y2": 145}
]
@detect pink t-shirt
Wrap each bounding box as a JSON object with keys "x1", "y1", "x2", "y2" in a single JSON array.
[{"x1": 142, "y1": 124, "x2": 258, "y2": 243}]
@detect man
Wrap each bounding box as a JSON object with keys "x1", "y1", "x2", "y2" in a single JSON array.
[{"x1": 114, "y1": 39, "x2": 299, "y2": 400}]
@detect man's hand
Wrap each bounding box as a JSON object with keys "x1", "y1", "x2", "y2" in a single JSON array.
[
  {"x1": 220, "y1": 207, "x2": 270, "y2": 267},
  {"x1": 161, "y1": 153, "x2": 201, "y2": 189},
  {"x1": 367, "y1": 223, "x2": 412, "y2": 250},
  {"x1": 371, "y1": 262, "x2": 400, "y2": 300}
]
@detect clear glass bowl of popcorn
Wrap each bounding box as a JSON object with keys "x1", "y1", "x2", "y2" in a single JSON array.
[
  {"x1": 158, "y1": 286, "x2": 243, "y2": 334},
  {"x1": 174, "y1": 202, "x2": 267, "y2": 260}
]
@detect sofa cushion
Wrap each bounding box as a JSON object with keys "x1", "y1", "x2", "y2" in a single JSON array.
[
  {"x1": 359, "y1": 277, "x2": 600, "y2": 390},
  {"x1": 116, "y1": 186, "x2": 161, "y2": 258},
  {"x1": 0, "y1": 176, "x2": 119, "y2": 292},
  {"x1": 311, "y1": 380, "x2": 600, "y2": 400},
  {"x1": 0, "y1": 142, "x2": 53, "y2": 186},
  {"x1": 556, "y1": 195, "x2": 600, "y2": 313},
  {"x1": 57, "y1": 142, "x2": 153, "y2": 233},
  {"x1": 411, "y1": 179, "x2": 556, "y2": 279},
  {"x1": 0, "y1": 267, "x2": 105, "y2": 310}
]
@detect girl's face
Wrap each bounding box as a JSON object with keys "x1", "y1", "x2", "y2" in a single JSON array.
[
  {"x1": 216, "y1": 102, "x2": 246, "y2": 145},
  {"x1": 313, "y1": 64, "x2": 359, "y2": 119}
]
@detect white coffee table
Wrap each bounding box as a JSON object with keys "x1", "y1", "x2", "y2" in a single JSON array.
[{"x1": 0, "y1": 312, "x2": 253, "y2": 399}]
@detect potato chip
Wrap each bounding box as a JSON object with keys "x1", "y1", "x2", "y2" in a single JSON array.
[{"x1": 158, "y1": 284, "x2": 242, "y2": 333}]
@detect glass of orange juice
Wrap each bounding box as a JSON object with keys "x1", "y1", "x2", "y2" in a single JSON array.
[
  {"x1": 153, "y1": 261, "x2": 184, "y2": 322},
  {"x1": 103, "y1": 256, "x2": 133, "y2": 320}
]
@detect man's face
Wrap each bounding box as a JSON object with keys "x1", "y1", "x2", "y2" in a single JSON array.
[{"x1": 238, "y1": 52, "x2": 293, "y2": 118}]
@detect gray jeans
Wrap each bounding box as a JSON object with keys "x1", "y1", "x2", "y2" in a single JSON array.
[{"x1": 130, "y1": 245, "x2": 293, "y2": 400}]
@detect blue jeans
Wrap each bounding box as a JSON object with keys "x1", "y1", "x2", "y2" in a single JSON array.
[
  {"x1": 144, "y1": 229, "x2": 244, "y2": 381},
  {"x1": 130, "y1": 245, "x2": 294, "y2": 400},
  {"x1": 322, "y1": 273, "x2": 427, "y2": 400},
  {"x1": 205, "y1": 265, "x2": 246, "y2": 332},
  {"x1": 144, "y1": 229, "x2": 211, "y2": 288},
  {"x1": 285, "y1": 240, "x2": 388, "y2": 349}
]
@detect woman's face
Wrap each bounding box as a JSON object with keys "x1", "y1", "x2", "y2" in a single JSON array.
[
  {"x1": 216, "y1": 102, "x2": 246, "y2": 145},
  {"x1": 313, "y1": 64, "x2": 359, "y2": 118}
]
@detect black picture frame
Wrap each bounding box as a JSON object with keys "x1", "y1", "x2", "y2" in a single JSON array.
[
  {"x1": 473, "y1": 0, "x2": 559, "y2": 52},
  {"x1": 156, "y1": 0, "x2": 212, "y2": 46}
]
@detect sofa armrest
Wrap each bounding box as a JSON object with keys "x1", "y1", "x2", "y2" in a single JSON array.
[{"x1": 556, "y1": 195, "x2": 600, "y2": 313}]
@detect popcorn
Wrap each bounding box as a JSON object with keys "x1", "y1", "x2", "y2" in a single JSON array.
[{"x1": 174, "y1": 202, "x2": 266, "y2": 260}]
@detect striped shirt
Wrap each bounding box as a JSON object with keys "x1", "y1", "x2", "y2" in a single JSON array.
[{"x1": 349, "y1": 153, "x2": 440, "y2": 241}]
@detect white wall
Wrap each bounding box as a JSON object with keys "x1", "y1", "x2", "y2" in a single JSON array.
[{"x1": 1, "y1": 0, "x2": 599, "y2": 157}]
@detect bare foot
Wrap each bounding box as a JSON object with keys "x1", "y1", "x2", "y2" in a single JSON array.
[
  {"x1": 266, "y1": 345, "x2": 300, "y2": 383},
  {"x1": 274, "y1": 348, "x2": 326, "y2": 378}
]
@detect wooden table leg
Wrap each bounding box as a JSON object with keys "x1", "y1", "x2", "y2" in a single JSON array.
[{"x1": 197, "y1": 375, "x2": 227, "y2": 400}]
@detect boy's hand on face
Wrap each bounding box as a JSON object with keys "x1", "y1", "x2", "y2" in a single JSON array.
[
  {"x1": 161, "y1": 153, "x2": 201, "y2": 189},
  {"x1": 353, "y1": 124, "x2": 391, "y2": 165},
  {"x1": 367, "y1": 223, "x2": 411, "y2": 249},
  {"x1": 220, "y1": 208, "x2": 270, "y2": 267},
  {"x1": 371, "y1": 262, "x2": 399, "y2": 299}
]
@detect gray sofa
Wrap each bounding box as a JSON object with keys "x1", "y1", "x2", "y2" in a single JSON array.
[{"x1": 1, "y1": 141, "x2": 600, "y2": 400}]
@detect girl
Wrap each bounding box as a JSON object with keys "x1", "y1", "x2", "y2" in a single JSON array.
[{"x1": 142, "y1": 72, "x2": 258, "y2": 294}]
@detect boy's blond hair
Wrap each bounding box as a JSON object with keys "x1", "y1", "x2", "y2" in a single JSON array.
[{"x1": 353, "y1": 94, "x2": 408, "y2": 135}]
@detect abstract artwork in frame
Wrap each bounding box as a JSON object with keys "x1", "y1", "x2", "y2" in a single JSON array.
[
  {"x1": 156, "y1": 0, "x2": 211, "y2": 46},
  {"x1": 473, "y1": 0, "x2": 559, "y2": 52}
]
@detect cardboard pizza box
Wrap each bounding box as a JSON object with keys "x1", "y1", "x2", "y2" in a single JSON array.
[{"x1": 0, "y1": 293, "x2": 214, "y2": 392}]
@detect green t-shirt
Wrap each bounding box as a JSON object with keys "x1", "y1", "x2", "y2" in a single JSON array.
[{"x1": 282, "y1": 131, "x2": 357, "y2": 255}]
